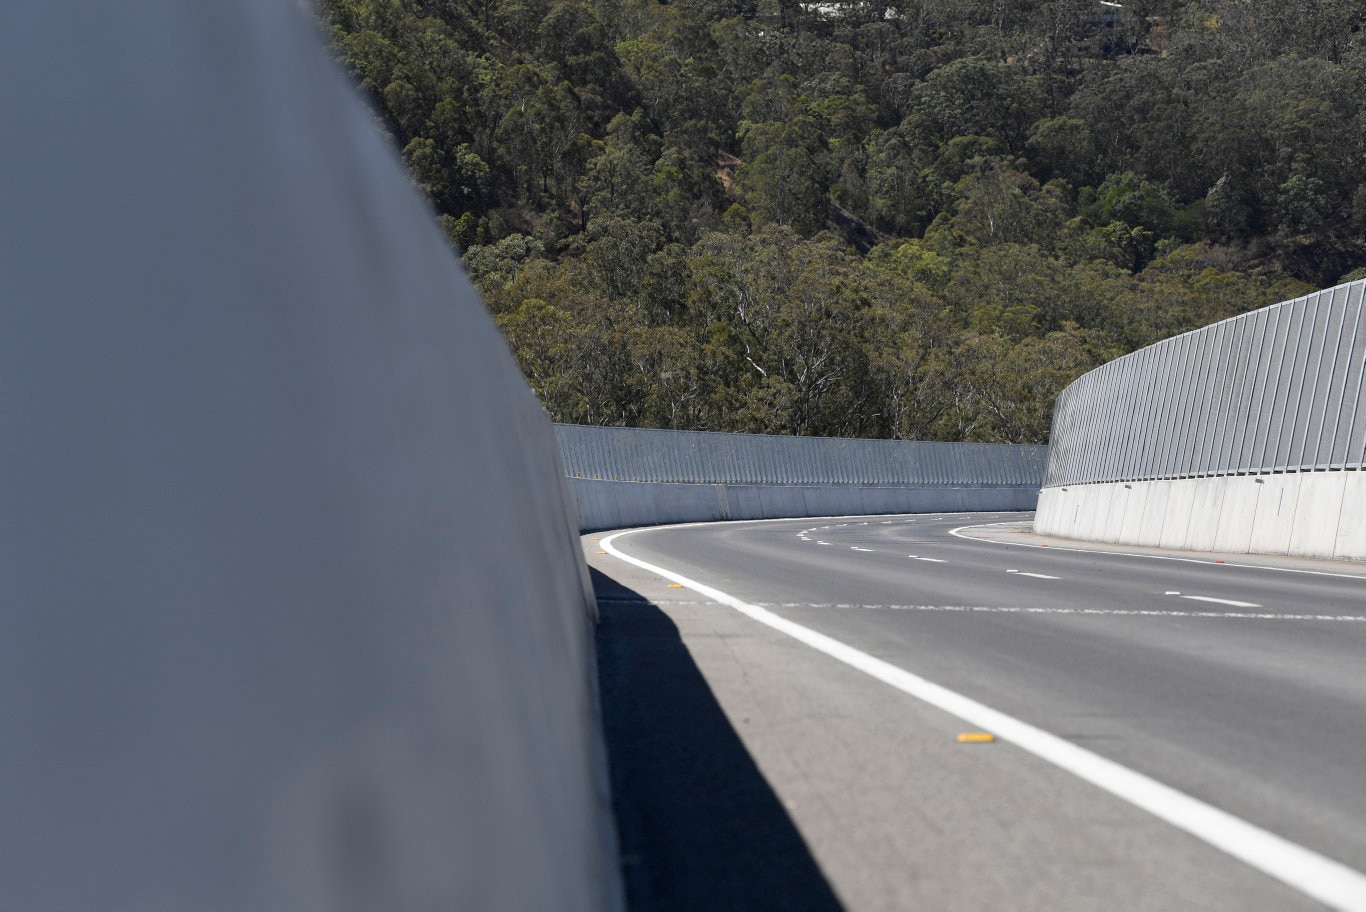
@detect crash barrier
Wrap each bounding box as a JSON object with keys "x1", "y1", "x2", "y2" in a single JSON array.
[
  {"x1": 0, "y1": 4, "x2": 620, "y2": 910},
  {"x1": 1036, "y1": 279, "x2": 1366, "y2": 559},
  {"x1": 556, "y1": 425, "x2": 1048, "y2": 531}
]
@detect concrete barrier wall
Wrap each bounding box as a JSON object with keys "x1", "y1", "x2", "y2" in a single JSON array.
[
  {"x1": 1037, "y1": 472, "x2": 1365, "y2": 560},
  {"x1": 1, "y1": 5, "x2": 620, "y2": 910},
  {"x1": 1038, "y1": 279, "x2": 1366, "y2": 560},
  {"x1": 559, "y1": 425, "x2": 1047, "y2": 530},
  {"x1": 572, "y1": 479, "x2": 1040, "y2": 531},
  {"x1": 558, "y1": 424, "x2": 1048, "y2": 486}
]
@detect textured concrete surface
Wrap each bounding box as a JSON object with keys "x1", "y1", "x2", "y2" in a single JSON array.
[{"x1": 1037, "y1": 471, "x2": 1366, "y2": 561}]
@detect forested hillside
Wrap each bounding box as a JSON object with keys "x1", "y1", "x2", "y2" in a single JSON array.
[{"x1": 316, "y1": 0, "x2": 1365, "y2": 442}]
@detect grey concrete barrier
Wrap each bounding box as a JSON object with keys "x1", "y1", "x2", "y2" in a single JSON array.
[
  {"x1": 0, "y1": 4, "x2": 620, "y2": 910},
  {"x1": 558, "y1": 424, "x2": 1048, "y2": 487},
  {"x1": 1037, "y1": 279, "x2": 1366, "y2": 560},
  {"x1": 1036, "y1": 472, "x2": 1366, "y2": 560},
  {"x1": 571, "y1": 478, "x2": 1041, "y2": 532},
  {"x1": 557, "y1": 424, "x2": 1047, "y2": 530}
]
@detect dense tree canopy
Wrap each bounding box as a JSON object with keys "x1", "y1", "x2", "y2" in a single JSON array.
[{"x1": 316, "y1": 0, "x2": 1363, "y2": 442}]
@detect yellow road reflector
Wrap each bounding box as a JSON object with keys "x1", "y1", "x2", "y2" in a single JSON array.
[
  {"x1": 957, "y1": 732, "x2": 996, "y2": 743},
  {"x1": 596, "y1": 550, "x2": 607, "y2": 555},
  {"x1": 667, "y1": 583, "x2": 684, "y2": 588}
]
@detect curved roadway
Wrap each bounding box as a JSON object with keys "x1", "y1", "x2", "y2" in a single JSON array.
[{"x1": 589, "y1": 511, "x2": 1366, "y2": 911}]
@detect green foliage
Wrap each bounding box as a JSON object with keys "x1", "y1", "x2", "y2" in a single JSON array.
[{"x1": 316, "y1": 0, "x2": 1363, "y2": 443}]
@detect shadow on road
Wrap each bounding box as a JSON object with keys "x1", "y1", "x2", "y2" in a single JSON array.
[{"x1": 592, "y1": 566, "x2": 844, "y2": 912}]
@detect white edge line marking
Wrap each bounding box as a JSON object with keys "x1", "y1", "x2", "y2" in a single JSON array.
[
  {"x1": 1181, "y1": 595, "x2": 1262, "y2": 609},
  {"x1": 601, "y1": 526, "x2": 1366, "y2": 911},
  {"x1": 948, "y1": 522, "x2": 1366, "y2": 582}
]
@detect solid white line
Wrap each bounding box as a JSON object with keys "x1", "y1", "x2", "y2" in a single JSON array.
[
  {"x1": 948, "y1": 523, "x2": 1366, "y2": 582},
  {"x1": 600, "y1": 528, "x2": 1366, "y2": 910},
  {"x1": 1180, "y1": 595, "x2": 1262, "y2": 609}
]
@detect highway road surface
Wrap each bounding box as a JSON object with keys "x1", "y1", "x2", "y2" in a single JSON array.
[{"x1": 587, "y1": 511, "x2": 1366, "y2": 911}]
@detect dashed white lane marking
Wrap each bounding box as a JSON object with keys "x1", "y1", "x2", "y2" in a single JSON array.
[
  {"x1": 599, "y1": 528, "x2": 1366, "y2": 910},
  {"x1": 823, "y1": 604, "x2": 1364, "y2": 622},
  {"x1": 851, "y1": 547, "x2": 876, "y2": 552},
  {"x1": 817, "y1": 541, "x2": 832, "y2": 546},
  {"x1": 1178, "y1": 594, "x2": 1262, "y2": 608},
  {"x1": 909, "y1": 556, "x2": 946, "y2": 563},
  {"x1": 595, "y1": 598, "x2": 1366, "y2": 623},
  {"x1": 1166, "y1": 590, "x2": 1262, "y2": 608},
  {"x1": 1007, "y1": 570, "x2": 1061, "y2": 579}
]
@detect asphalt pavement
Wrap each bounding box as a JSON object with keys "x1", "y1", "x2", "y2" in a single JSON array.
[{"x1": 588, "y1": 511, "x2": 1366, "y2": 911}]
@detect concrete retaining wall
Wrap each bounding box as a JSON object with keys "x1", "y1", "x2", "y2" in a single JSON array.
[
  {"x1": 1, "y1": 4, "x2": 620, "y2": 910},
  {"x1": 1039, "y1": 280, "x2": 1366, "y2": 559},
  {"x1": 572, "y1": 479, "x2": 1040, "y2": 531},
  {"x1": 1035, "y1": 472, "x2": 1365, "y2": 561}
]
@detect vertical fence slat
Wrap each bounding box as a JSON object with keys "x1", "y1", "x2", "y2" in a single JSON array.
[
  {"x1": 1038, "y1": 280, "x2": 1366, "y2": 487},
  {"x1": 552, "y1": 425, "x2": 1047, "y2": 486}
]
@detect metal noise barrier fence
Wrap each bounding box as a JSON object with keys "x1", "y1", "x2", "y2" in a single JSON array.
[
  {"x1": 556, "y1": 425, "x2": 1048, "y2": 487},
  {"x1": 1045, "y1": 279, "x2": 1366, "y2": 488}
]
